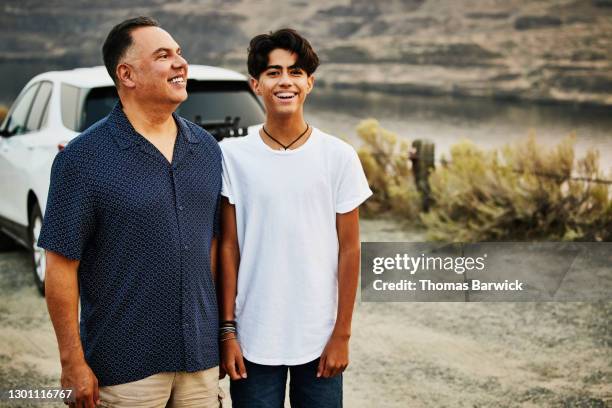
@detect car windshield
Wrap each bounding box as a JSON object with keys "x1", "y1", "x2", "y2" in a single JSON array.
[{"x1": 80, "y1": 80, "x2": 264, "y2": 139}]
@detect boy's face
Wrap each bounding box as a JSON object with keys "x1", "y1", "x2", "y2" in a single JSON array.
[{"x1": 250, "y1": 48, "x2": 314, "y2": 118}]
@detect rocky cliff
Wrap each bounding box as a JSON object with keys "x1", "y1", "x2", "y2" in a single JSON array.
[{"x1": 2, "y1": 0, "x2": 611, "y2": 106}]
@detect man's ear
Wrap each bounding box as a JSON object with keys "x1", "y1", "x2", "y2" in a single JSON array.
[
  {"x1": 249, "y1": 77, "x2": 262, "y2": 96},
  {"x1": 116, "y1": 63, "x2": 136, "y2": 89}
]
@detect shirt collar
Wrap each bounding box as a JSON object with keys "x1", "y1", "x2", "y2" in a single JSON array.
[{"x1": 108, "y1": 102, "x2": 199, "y2": 150}]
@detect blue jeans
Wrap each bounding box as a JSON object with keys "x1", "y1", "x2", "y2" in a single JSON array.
[{"x1": 230, "y1": 358, "x2": 342, "y2": 408}]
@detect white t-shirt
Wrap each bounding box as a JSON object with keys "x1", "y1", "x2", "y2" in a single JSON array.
[{"x1": 220, "y1": 125, "x2": 372, "y2": 365}]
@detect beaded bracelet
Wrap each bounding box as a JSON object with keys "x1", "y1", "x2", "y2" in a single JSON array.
[{"x1": 219, "y1": 326, "x2": 236, "y2": 334}]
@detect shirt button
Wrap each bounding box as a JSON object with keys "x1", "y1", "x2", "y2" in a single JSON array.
[
  {"x1": 178, "y1": 205, "x2": 184, "y2": 211},
  {"x1": 184, "y1": 244, "x2": 190, "y2": 250}
]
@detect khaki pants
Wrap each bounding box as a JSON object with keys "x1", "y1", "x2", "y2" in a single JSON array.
[{"x1": 99, "y1": 366, "x2": 223, "y2": 407}]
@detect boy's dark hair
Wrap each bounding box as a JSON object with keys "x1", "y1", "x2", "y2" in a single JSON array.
[
  {"x1": 247, "y1": 28, "x2": 319, "y2": 79},
  {"x1": 102, "y1": 16, "x2": 160, "y2": 85}
]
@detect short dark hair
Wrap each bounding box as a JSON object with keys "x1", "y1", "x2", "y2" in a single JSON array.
[
  {"x1": 102, "y1": 16, "x2": 160, "y2": 85},
  {"x1": 247, "y1": 28, "x2": 319, "y2": 79}
]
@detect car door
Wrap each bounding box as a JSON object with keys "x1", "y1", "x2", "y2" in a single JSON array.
[
  {"x1": 0, "y1": 81, "x2": 52, "y2": 227},
  {"x1": 0, "y1": 82, "x2": 40, "y2": 226}
]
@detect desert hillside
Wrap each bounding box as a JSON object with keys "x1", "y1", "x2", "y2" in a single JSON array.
[{"x1": 1, "y1": 0, "x2": 611, "y2": 105}]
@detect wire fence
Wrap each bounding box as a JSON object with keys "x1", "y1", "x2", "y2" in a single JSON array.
[{"x1": 369, "y1": 152, "x2": 612, "y2": 185}]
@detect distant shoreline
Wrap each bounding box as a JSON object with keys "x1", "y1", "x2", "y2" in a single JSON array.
[
  {"x1": 1, "y1": 58, "x2": 611, "y2": 110},
  {"x1": 313, "y1": 80, "x2": 612, "y2": 109}
]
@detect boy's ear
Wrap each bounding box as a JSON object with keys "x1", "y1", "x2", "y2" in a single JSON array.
[
  {"x1": 306, "y1": 75, "x2": 315, "y2": 94},
  {"x1": 249, "y1": 77, "x2": 261, "y2": 96}
]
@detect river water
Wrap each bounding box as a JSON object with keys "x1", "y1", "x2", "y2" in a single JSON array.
[{"x1": 306, "y1": 88, "x2": 612, "y2": 173}]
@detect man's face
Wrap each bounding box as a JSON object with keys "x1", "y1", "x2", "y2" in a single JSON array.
[
  {"x1": 250, "y1": 48, "x2": 314, "y2": 118},
  {"x1": 119, "y1": 26, "x2": 188, "y2": 105}
]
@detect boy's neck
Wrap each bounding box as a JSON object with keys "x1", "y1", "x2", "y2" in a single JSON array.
[{"x1": 263, "y1": 113, "x2": 309, "y2": 145}]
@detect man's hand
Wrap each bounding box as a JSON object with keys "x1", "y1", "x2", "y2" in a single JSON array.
[
  {"x1": 221, "y1": 339, "x2": 247, "y2": 380},
  {"x1": 61, "y1": 358, "x2": 99, "y2": 407},
  {"x1": 45, "y1": 251, "x2": 98, "y2": 406},
  {"x1": 317, "y1": 335, "x2": 350, "y2": 378}
]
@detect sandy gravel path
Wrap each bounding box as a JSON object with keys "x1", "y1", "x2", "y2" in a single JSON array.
[{"x1": 0, "y1": 219, "x2": 610, "y2": 407}]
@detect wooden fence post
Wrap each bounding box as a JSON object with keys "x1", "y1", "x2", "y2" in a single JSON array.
[{"x1": 410, "y1": 139, "x2": 435, "y2": 211}]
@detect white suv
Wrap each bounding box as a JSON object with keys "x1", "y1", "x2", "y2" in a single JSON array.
[{"x1": 0, "y1": 65, "x2": 264, "y2": 295}]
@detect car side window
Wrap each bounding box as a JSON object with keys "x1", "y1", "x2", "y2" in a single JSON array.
[
  {"x1": 26, "y1": 81, "x2": 53, "y2": 132},
  {"x1": 40, "y1": 97, "x2": 51, "y2": 129},
  {"x1": 61, "y1": 83, "x2": 81, "y2": 131},
  {"x1": 2, "y1": 83, "x2": 40, "y2": 137}
]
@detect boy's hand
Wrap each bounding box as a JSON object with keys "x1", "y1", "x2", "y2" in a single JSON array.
[
  {"x1": 317, "y1": 335, "x2": 349, "y2": 378},
  {"x1": 221, "y1": 339, "x2": 248, "y2": 380}
]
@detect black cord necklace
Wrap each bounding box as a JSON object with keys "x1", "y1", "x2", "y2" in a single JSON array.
[{"x1": 262, "y1": 123, "x2": 310, "y2": 150}]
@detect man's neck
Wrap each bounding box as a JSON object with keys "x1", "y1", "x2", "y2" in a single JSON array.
[
  {"x1": 263, "y1": 113, "x2": 309, "y2": 145},
  {"x1": 121, "y1": 98, "x2": 178, "y2": 139}
]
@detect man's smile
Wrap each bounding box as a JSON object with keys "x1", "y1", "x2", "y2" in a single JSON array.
[{"x1": 168, "y1": 75, "x2": 186, "y2": 85}]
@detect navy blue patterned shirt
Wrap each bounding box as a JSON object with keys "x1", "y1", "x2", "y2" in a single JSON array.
[{"x1": 38, "y1": 102, "x2": 221, "y2": 386}]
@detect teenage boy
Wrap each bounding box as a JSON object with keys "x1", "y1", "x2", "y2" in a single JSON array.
[
  {"x1": 39, "y1": 17, "x2": 222, "y2": 407},
  {"x1": 219, "y1": 29, "x2": 372, "y2": 407}
]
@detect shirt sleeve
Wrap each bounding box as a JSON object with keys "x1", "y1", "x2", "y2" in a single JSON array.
[
  {"x1": 37, "y1": 150, "x2": 95, "y2": 260},
  {"x1": 220, "y1": 153, "x2": 235, "y2": 205},
  {"x1": 336, "y1": 148, "x2": 373, "y2": 214}
]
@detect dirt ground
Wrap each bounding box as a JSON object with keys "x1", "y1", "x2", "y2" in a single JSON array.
[{"x1": 0, "y1": 219, "x2": 610, "y2": 407}]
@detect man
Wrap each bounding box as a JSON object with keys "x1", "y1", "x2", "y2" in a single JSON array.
[
  {"x1": 39, "y1": 17, "x2": 222, "y2": 407},
  {"x1": 219, "y1": 29, "x2": 372, "y2": 407}
]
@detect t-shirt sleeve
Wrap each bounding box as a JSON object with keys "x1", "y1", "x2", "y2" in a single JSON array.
[
  {"x1": 335, "y1": 148, "x2": 373, "y2": 214},
  {"x1": 220, "y1": 153, "x2": 235, "y2": 205},
  {"x1": 37, "y1": 150, "x2": 95, "y2": 260}
]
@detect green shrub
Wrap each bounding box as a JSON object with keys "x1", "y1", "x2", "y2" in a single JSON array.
[
  {"x1": 355, "y1": 119, "x2": 421, "y2": 220},
  {"x1": 421, "y1": 136, "x2": 612, "y2": 242}
]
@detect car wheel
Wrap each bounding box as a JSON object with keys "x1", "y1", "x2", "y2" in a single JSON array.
[
  {"x1": 0, "y1": 230, "x2": 17, "y2": 252},
  {"x1": 29, "y1": 202, "x2": 45, "y2": 296}
]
